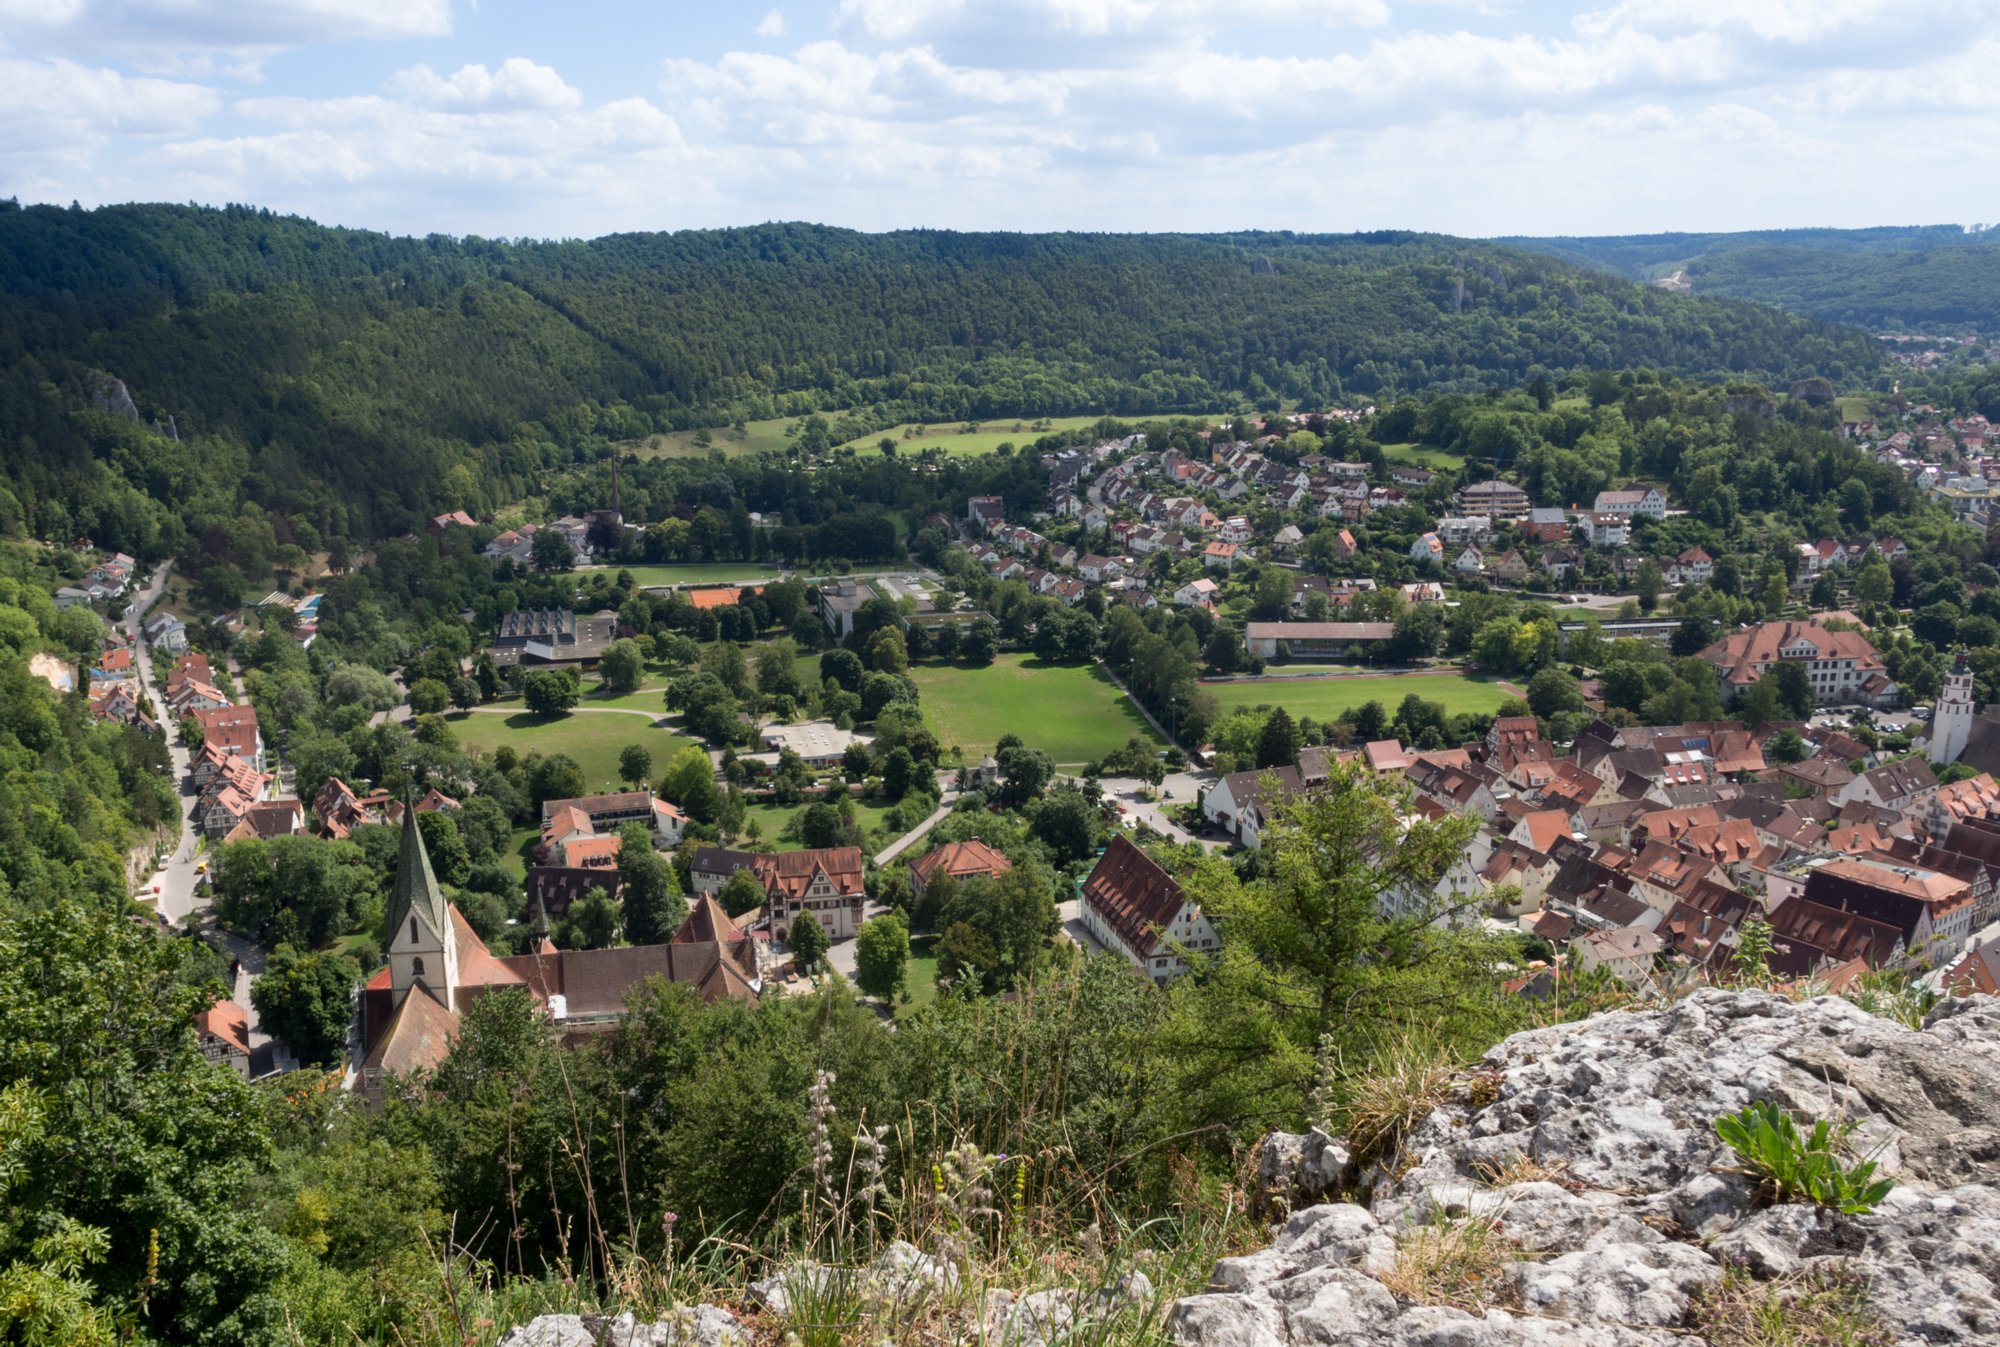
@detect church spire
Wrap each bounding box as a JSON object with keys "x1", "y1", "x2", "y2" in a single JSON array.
[{"x1": 385, "y1": 792, "x2": 450, "y2": 949}]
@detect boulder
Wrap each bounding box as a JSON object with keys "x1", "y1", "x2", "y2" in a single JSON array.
[{"x1": 495, "y1": 1306, "x2": 744, "y2": 1347}]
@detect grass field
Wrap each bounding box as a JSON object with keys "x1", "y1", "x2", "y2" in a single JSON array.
[
  {"x1": 1380, "y1": 441, "x2": 1465, "y2": 469},
  {"x1": 910, "y1": 655, "x2": 1162, "y2": 765},
  {"x1": 1200, "y1": 671, "x2": 1513, "y2": 720},
  {"x1": 1837, "y1": 396, "x2": 1871, "y2": 422},
  {"x1": 837, "y1": 412, "x2": 1223, "y2": 459},
  {"x1": 624, "y1": 417, "x2": 801, "y2": 459},
  {"x1": 446, "y1": 710, "x2": 698, "y2": 793},
  {"x1": 898, "y1": 935, "x2": 940, "y2": 1014},
  {"x1": 740, "y1": 796, "x2": 902, "y2": 853},
  {"x1": 580, "y1": 563, "x2": 787, "y2": 587}
]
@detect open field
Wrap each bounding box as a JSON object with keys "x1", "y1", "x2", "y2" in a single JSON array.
[
  {"x1": 446, "y1": 710, "x2": 697, "y2": 793},
  {"x1": 623, "y1": 418, "x2": 800, "y2": 459},
  {"x1": 1380, "y1": 442, "x2": 1465, "y2": 469},
  {"x1": 910, "y1": 655, "x2": 1163, "y2": 765},
  {"x1": 1200, "y1": 671, "x2": 1513, "y2": 720},
  {"x1": 837, "y1": 412, "x2": 1224, "y2": 459},
  {"x1": 581, "y1": 563, "x2": 787, "y2": 587}
]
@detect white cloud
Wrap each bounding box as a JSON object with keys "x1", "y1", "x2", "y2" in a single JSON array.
[
  {"x1": 390, "y1": 58, "x2": 582, "y2": 110},
  {"x1": 0, "y1": 54, "x2": 217, "y2": 180},
  {"x1": 8, "y1": 0, "x2": 2000, "y2": 238},
  {"x1": 0, "y1": 0, "x2": 456, "y2": 75}
]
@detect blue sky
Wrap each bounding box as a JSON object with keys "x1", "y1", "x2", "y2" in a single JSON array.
[{"x1": 2, "y1": 0, "x2": 1997, "y2": 240}]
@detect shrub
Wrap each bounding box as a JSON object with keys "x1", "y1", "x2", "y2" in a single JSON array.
[{"x1": 1714, "y1": 1101, "x2": 1894, "y2": 1214}]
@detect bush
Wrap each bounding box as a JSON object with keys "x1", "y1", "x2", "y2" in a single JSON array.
[{"x1": 1714, "y1": 1100, "x2": 1894, "y2": 1214}]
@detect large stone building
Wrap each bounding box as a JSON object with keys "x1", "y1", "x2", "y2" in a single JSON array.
[{"x1": 1696, "y1": 621, "x2": 1895, "y2": 708}]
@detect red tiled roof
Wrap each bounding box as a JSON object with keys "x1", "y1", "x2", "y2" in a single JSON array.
[
  {"x1": 908, "y1": 838, "x2": 1012, "y2": 891},
  {"x1": 1082, "y1": 835, "x2": 1189, "y2": 960},
  {"x1": 195, "y1": 999, "x2": 250, "y2": 1056}
]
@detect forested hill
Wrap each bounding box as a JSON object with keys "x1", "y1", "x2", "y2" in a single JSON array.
[
  {"x1": 0, "y1": 201, "x2": 1880, "y2": 551},
  {"x1": 1500, "y1": 225, "x2": 2000, "y2": 330}
]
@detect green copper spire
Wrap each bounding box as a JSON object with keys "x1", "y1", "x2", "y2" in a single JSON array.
[{"x1": 386, "y1": 791, "x2": 450, "y2": 947}]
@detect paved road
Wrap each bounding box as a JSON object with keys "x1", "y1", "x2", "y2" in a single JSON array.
[
  {"x1": 124, "y1": 565, "x2": 269, "y2": 1048},
  {"x1": 870, "y1": 790, "x2": 959, "y2": 866},
  {"x1": 1096, "y1": 770, "x2": 1219, "y2": 849}
]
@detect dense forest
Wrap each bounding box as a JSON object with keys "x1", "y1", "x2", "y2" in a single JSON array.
[
  {"x1": 1502, "y1": 224, "x2": 2000, "y2": 330},
  {"x1": 0, "y1": 201, "x2": 1883, "y2": 552}
]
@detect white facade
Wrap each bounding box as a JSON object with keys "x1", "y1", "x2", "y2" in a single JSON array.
[{"x1": 1932, "y1": 659, "x2": 1976, "y2": 765}]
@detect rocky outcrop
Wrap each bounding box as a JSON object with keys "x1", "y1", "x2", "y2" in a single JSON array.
[
  {"x1": 1174, "y1": 990, "x2": 2000, "y2": 1347},
  {"x1": 496, "y1": 1306, "x2": 744, "y2": 1347},
  {"x1": 84, "y1": 369, "x2": 141, "y2": 421}
]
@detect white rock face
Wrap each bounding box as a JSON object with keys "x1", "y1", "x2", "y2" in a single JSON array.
[
  {"x1": 495, "y1": 1305, "x2": 745, "y2": 1347},
  {"x1": 1172, "y1": 990, "x2": 2000, "y2": 1347}
]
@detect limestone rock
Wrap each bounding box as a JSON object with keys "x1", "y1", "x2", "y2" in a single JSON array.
[
  {"x1": 495, "y1": 1306, "x2": 744, "y2": 1347},
  {"x1": 1178, "y1": 990, "x2": 2000, "y2": 1347}
]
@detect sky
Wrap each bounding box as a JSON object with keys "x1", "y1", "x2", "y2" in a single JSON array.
[{"x1": 2, "y1": 0, "x2": 1997, "y2": 241}]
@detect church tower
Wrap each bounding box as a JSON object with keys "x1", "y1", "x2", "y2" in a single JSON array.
[
  {"x1": 1931, "y1": 651, "x2": 1976, "y2": 766},
  {"x1": 384, "y1": 801, "x2": 459, "y2": 1013}
]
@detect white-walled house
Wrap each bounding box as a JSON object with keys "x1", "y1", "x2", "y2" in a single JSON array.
[{"x1": 1080, "y1": 835, "x2": 1218, "y2": 981}]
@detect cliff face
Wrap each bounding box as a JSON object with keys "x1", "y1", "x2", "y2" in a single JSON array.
[{"x1": 1172, "y1": 990, "x2": 2000, "y2": 1347}]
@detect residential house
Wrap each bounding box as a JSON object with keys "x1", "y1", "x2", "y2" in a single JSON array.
[
  {"x1": 1593, "y1": 486, "x2": 1667, "y2": 519},
  {"x1": 1836, "y1": 758, "x2": 1939, "y2": 814},
  {"x1": 195, "y1": 999, "x2": 252, "y2": 1078},
  {"x1": 1202, "y1": 767, "x2": 1303, "y2": 849},
  {"x1": 755, "y1": 847, "x2": 867, "y2": 942},
  {"x1": 1410, "y1": 532, "x2": 1444, "y2": 565},
  {"x1": 1521, "y1": 507, "x2": 1569, "y2": 544},
  {"x1": 1490, "y1": 549, "x2": 1532, "y2": 583},
  {"x1": 1575, "y1": 513, "x2": 1630, "y2": 548},
  {"x1": 1079, "y1": 835, "x2": 1217, "y2": 982},
  {"x1": 1173, "y1": 578, "x2": 1220, "y2": 608},
  {"x1": 1574, "y1": 927, "x2": 1665, "y2": 985},
  {"x1": 907, "y1": 839, "x2": 1012, "y2": 898},
  {"x1": 1453, "y1": 545, "x2": 1485, "y2": 577},
  {"x1": 1667, "y1": 547, "x2": 1714, "y2": 586}
]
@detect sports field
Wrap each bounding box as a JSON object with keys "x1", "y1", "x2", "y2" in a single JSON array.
[
  {"x1": 1200, "y1": 671, "x2": 1512, "y2": 720},
  {"x1": 910, "y1": 655, "x2": 1162, "y2": 765},
  {"x1": 446, "y1": 710, "x2": 698, "y2": 793},
  {"x1": 578, "y1": 563, "x2": 784, "y2": 586}
]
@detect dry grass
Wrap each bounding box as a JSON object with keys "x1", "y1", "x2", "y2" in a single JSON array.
[
  {"x1": 1474, "y1": 1153, "x2": 1570, "y2": 1188},
  {"x1": 1689, "y1": 1264, "x2": 1892, "y2": 1347},
  {"x1": 1337, "y1": 1035, "x2": 1456, "y2": 1167},
  {"x1": 1379, "y1": 1212, "x2": 1519, "y2": 1312}
]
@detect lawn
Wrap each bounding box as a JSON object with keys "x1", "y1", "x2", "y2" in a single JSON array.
[
  {"x1": 739, "y1": 795, "x2": 903, "y2": 853},
  {"x1": 1380, "y1": 441, "x2": 1465, "y2": 469},
  {"x1": 446, "y1": 710, "x2": 698, "y2": 793},
  {"x1": 580, "y1": 563, "x2": 789, "y2": 587},
  {"x1": 837, "y1": 412, "x2": 1223, "y2": 459},
  {"x1": 1200, "y1": 671, "x2": 1513, "y2": 721},
  {"x1": 897, "y1": 935, "x2": 941, "y2": 1015},
  {"x1": 910, "y1": 655, "x2": 1163, "y2": 766}
]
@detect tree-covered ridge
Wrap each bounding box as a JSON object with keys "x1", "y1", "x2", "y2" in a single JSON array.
[
  {"x1": 1501, "y1": 224, "x2": 2000, "y2": 330},
  {"x1": 0, "y1": 202, "x2": 1880, "y2": 550}
]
